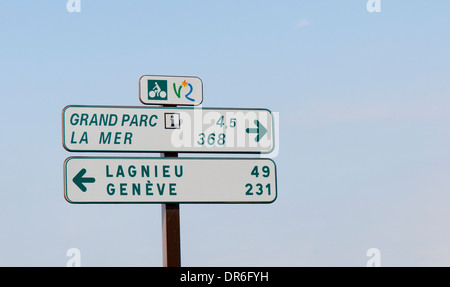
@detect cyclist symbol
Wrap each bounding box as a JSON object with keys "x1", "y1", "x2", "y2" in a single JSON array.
[{"x1": 149, "y1": 82, "x2": 167, "y2": 99}]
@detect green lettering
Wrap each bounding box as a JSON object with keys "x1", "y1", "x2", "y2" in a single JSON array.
[
  {"x1": 163, "y1": 165, "x2": 170, "y2": 177},
  {"x1": 120, "y1": 183, "x2": 127, "y2": 195},
  {"x1": 106, "y1": 165, "x2": 113, "y2": 177},
  {"x1": 175, "y1": 165, "x2": 183, "y2": 177},
  {"x1": 70, "y1": 113, "x2": 79, "y2": 125},
  {"x1": 109, "y1": 114, "x2": 118, "y2": 126},
  {"x1": 141, "y1": 165, "x2": 150, "y2": 177},
  {"x1": 130, "y1": 115, "x2": 138, "y2": 126},
  {"x1": 121, "y1": 114, "x2": 130, "y2": 126},
  {"x1": 99, "y1": 132, "x2": 112, "y2": 144},
  {"x1": 89, "y1": 114, "x2": 98, "y2": 126},
  {"x1": 79, "y1": 132, "x2": 88, "y2": 144},
  {"x1": 149, "y1": 115, "x2": 158, "y2": 127},
  {"x1": 99, "y1": 114, "x2": 108, "y2": 126},
  {"x1": 107, "y1": 183, "x2": 115, "y2": 195},
  {"x1": 128, "y1": 165, "x2": 136, "y2": 177},
  {"x1": 114, "y1": 132, "x2": 122, "y2": 144},
  {"x1": 251, "y1": 166, "x2": 259, "y2": 177},
  {"x1": 173, "y1": 83, "x2": 182, "y2": 98},
  {"x1": 157, "y1": 183, "x2": 165, "y2": 195},
  {"x1": 146, "y1": 181, "x2": 153, "y2": 195},
  {"x1": 124, "y1": 132, "x2": 132, "y2": 144},
  {"x1": 169, "y1": 183, "x2": 177, "y2": 195},
  {"x1": 80, "y1": 114, "x2": 88, "y2": 126},
  {"x1": 132, "y1": 183, "x2": 141, "y2": 195},
  {"x1": 70, "y1": 132, "x2": 77, "y2": 144},
  {"x1": 116, "y1": 165, "x2": 124, "y2": 177},
  {"x1": 140, "y1": 114, "x2": 148, "y2": 126}
]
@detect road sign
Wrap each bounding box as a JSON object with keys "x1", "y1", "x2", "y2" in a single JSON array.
[
  {"x1": 64, "y1": 157, "x2": 277, "y2": 203},
  {"x1": 62, "y1": 105, "x2": 274, "y2": 153},
  {"x1": 139, "y1": 75, "x2": 203, "y2": 106}
]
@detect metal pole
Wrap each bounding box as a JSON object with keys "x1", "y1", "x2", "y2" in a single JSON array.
[
  {"x1": 161, "y1": 151, "x2": 181, "y2": 267},
  {"x1": 160, "y1": 105, "x2": 181, "y2": 266},
  {"x1": 161, "y1": 201, "x2": 181, "y2": 266}
]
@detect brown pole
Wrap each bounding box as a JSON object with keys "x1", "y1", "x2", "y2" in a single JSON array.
[
  {"x1": 161, "y1": 203, "x2": 180, "y2": 266},
  {"x1": 160, "y1": 103, "x2": 181, "y2": 267},
  {"x1": 161, "y1": 152, "x2": 181, "y2": 266}
]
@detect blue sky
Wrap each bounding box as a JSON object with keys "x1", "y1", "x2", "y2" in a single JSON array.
[{"x1": 0, "y1": 1, "x2": 450, "y2": 266}]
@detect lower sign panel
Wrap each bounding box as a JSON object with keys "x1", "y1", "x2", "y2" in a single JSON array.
[{"x1": 64, "y1": 157, "x2": 277, "y2": 204}]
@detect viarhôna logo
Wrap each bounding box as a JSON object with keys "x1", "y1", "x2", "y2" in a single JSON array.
[{"x1": 173, "y1": 80, "x2": 195, "y2": 102}]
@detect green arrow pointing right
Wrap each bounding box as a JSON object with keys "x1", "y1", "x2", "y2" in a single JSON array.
[
  {"x1": 246, "y1": 120, "x2": 268, "y2": 143},
  {"x1": 73, "y1": 168, "x2": 95, "y2": 192}
]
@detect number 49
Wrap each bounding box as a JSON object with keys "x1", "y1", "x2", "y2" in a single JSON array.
[{"x1": 250, "y1": 166, "x2": 270, "y2": 178}]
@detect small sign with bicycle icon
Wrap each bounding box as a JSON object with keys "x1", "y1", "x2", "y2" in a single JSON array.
[
  {"x1": 148, "y1": 80, "x2": 167, "y2": 100},
  {"x1": 139, "y1": 75, "x2": 203, "y2": 106}
]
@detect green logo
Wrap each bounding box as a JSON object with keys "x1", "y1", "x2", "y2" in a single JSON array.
[{"x1": 148, "y1": 80, "x2": 168, "y2": 101}]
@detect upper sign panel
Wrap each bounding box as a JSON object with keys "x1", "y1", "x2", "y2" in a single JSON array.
[
  {"x1": 139, "y1": 75, "x2": 203, "y2": 106},
  {"x1": 62, "y1": 105, "x2": 274, "y2": 153}
]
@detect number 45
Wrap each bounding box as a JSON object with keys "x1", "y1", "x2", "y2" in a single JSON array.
[{"x1": 216, "y1": 116, "x2": 236, "y2": 128}]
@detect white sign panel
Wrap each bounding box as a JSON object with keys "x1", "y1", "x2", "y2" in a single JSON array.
[
  {"x1": 62, "y1": 105, "x2": 274, "y2": 153},
  {"x1": 139, "y1": 75, "x2": 203, "y2": 106},
  {"x1": 64, "y1": 157, "x2": 277, "y2": 203}
]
